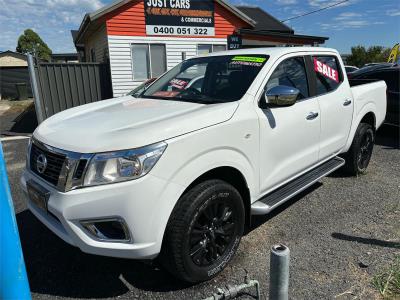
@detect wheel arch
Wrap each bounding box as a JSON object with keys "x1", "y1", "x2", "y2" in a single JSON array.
[
  {"x1": 159, "y1": 165, "x2": 252, "y2": 256},
  {"x1": 343, "y1": 107, "x2": 377, "y2": 152},
  {"x1": 360, "y1": 111, "x2": 376, "y2": 130},
  {"x1": 183, "y1": 166, "x2": 252, "y2": 228}
]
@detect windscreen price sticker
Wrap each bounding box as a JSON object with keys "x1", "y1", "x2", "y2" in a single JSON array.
[
  {"x1": 314, "y1": 58, "x2": 339, "y2": 82},
  {"x1": 146, "y1": 25, "x2": 215, "y2": 36}
]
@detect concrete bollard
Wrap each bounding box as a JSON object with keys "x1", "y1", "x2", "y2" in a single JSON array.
[{"x1": 269, "y1": 244, "x2": 290, "y2": 300}]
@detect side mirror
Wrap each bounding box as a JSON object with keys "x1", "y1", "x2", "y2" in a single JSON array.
[{"x1": 264, "y1": 85, "x2": 300, "y2": 107}]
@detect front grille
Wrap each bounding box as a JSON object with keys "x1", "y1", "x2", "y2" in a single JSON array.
[{"x1": 30, "y1": 143, "x2": 66, "y2": 186}]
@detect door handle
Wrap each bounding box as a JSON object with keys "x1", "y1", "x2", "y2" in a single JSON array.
[
  {"x1": 343, "y1": 99, "x2": 352, "y2": 106},
  {"x1": 306, "y1": 112, "x2": 319, "y2": 120}
]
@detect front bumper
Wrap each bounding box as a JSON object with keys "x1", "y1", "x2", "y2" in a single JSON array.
[{"x1": 21, "y1": 170, "x2": 183, "y2": 259}]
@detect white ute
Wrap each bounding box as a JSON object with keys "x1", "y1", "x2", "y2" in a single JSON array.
[{"x1": 22, "y1": 47, "x2": 387, "y2": 282}]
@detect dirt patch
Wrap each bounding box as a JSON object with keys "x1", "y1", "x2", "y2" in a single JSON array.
[{"x1": 0, "y1": 100, "x2": 34, "y2": 114}]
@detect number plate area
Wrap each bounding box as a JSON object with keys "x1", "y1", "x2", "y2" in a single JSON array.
[{"x1": 27, "y1": 180, "x2": 50, "y2": 212}]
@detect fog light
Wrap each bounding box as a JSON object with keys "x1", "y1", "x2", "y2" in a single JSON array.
[{"x1": 80, "y1": 218, "x2": 131, "y2": 242}]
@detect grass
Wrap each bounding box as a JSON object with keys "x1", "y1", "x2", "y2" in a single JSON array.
[{"x1": 373, "y1": 256, "x2": 400, "y2": 299}]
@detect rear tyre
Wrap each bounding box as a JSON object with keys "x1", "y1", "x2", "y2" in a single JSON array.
[
  {"x1": 161, "y1": 179, "x2": 245, "y2": 283},
  {"x1": 342, "y1": 122, "x2": 375, "y2": 176}
]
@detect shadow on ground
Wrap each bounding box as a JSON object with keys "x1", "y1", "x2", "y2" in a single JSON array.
[
  {"x1": 17, "y1": 211, "x2": 191, "y2": 299},
  {"x1": 9, "y1": 104, "x2": 38, "y2": 134},
  {"x1": 331, "y1": 232, "x2": 400, "y2": 249},
  {"x1": 247, "y1": 183, "x2": 323, "y2": 234},
  {"x1": 1, "y1": 103, "x2": 38, "y2": 135}
]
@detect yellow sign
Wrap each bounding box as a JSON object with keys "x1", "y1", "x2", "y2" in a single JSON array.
[
  {"x1": 232, "y1": 56, "x2": 267, "y2": 63},
  {"x1": 388, "y1": 43, "x2": 399, "y2": 63}
]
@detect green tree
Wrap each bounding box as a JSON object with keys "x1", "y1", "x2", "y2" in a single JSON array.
[
  {"x1": 16, "y1": 29, "x2": 52, "y2": 61},
  {"x1": 346, "y1": 45, "x2": 391, "y2": 67}
]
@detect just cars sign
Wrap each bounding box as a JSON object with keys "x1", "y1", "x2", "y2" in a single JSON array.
[{"x1": 145, "y1": 0, "x2": 215, "y2": 36}]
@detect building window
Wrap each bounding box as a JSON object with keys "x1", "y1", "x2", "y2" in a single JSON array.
[
  {"x1": 197, "y1": 44, "x2": 212, "y2": 55},
  {"x1": 197, "y1": 44, "x2": 227, "y2": 55},
  {"x1": 213, "y1": 45, "x2": 227, "y2": 52},
  {"x1": 132, "y1": 44, "x2": 167, "y2": 80}
]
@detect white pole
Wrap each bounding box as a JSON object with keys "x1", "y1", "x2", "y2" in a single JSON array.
[{"x1": 27, "y1": 54, "x2": 44, "y2": 123}]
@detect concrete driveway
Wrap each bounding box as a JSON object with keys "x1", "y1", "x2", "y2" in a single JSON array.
[{"x1": 2, "y1": 125, "x2": 399, "y2": 300}]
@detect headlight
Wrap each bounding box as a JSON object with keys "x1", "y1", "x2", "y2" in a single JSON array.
[{"x1": 83, "y1": 142, "x2": 167, "y2": 187}]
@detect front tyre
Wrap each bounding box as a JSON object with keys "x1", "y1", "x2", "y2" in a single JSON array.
[
  {"x1": 342, "y1": 122, "x2": 375, "y2": 175},
  {"x1": 161, "y1": 180, "x2": 245, "y2": 283}
]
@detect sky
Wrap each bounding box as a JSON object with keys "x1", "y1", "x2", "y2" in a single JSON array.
[{"x1": 0, "y1": 0, "x2": 399, "y2": 54}]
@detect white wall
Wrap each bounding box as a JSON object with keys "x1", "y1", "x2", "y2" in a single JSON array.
[{"x1": 108, "y1": 35, "x2": 227, "y2": 97}]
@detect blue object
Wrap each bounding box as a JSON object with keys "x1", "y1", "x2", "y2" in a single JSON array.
[{"x1": 0, "y1": 142, "x2": 31, "y2": 299}]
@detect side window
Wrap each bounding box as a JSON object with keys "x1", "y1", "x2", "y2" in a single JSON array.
[
  {"x1": 313, "y1": 56, "x2": 343, "y2": 95},
  {"x1": 266, "y1": 56, "x2": 309, "y2": 100}
]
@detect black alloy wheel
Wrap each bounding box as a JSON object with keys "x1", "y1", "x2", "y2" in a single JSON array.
[
  {"x1": 189, "y1": 199, "x2": 238, "y2": 267},
  {"x1": 342, "y1": 122, "x2": 375, "y2": 175},
  {"x1": 357, "y1": 128, "x2": 374, "y2": 171},
  {"x1": 161, "y1": 179, "x2": 245, "y2": 283}
]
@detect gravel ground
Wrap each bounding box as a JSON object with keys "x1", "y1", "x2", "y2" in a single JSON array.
[{"x1": 2, "y1": 125, "x2": 399, "y2": 300}]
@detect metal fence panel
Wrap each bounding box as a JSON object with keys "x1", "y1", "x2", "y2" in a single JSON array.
[
  {"x1": 0, "y1": 67, "x2": 33, "y2": 99},
  {"x1": 30, "y1": 59, "x2": 112, "y2": 121}
]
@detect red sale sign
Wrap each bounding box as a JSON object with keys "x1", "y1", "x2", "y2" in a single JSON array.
[{"x1": 314, "y1": 58, "x2": 339, "y2": 83}]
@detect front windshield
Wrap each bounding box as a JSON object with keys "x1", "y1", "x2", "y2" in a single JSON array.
[
  {"x1": 142, "y1": 55, "x2": 269, "y2": 104},
  {"x1": 128, "y1": 82, "x2": 147, "y2": 97},
  {"x1": 127, "y1": 78, "x2": 157, "y2": 97}
]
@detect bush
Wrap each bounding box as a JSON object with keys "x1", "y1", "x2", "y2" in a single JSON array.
[{"x1": 346, "y1": 46, "x2": 391, "y2": 67}]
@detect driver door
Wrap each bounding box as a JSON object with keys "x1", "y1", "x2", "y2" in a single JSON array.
[{"x1": 256, "y1": 55, "x2": 321, "y2": 194}]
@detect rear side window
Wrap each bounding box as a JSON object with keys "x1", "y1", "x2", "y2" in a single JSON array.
[
  {"x1": 265, "y1": 57, "x2": 309, "y2": 100},
  {"x1": 313, "y1": 56, "x2": 343, "y2": 95}
]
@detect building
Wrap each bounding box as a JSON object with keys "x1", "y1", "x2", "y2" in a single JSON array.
[
  {"x1": 73, "y1": 0, "x2": 328, "y2": 97},
  {"x1": 0, "y1": 51, "x2": 28, "y2": 67}
]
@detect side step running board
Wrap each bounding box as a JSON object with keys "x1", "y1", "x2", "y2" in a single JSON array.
[{"x1": 251, "y1": 157, "x2": 345, "y2": 215}]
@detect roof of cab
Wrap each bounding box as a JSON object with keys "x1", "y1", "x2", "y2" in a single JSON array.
[{"x1": 202, "y1": 46, "x2": 339, "y2": 59}]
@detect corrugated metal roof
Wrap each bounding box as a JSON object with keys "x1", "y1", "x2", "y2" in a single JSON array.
[
  {"x1": 235, "y1": 6, "x2": 293, "y2": 33},
  {"x1": 0, "y1": 50, "x2": 27, "y2": 60},
  {"x1": 74, "y1": 0, "x2": 257, "y2": 44}
]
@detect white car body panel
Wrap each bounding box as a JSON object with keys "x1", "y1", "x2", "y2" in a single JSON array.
[
  {"x1": 317, "y1": 80, "x2": 354, "y2": 160},
  {"x1": 21, "y1": 47, "x2": 387, "y2": 259},
  {"x1": 343, "y1": 80, "x2": 387, "y2": 152},
  {"x1": 34, "y1": 96, "x2": 238, "y2": 153}
]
